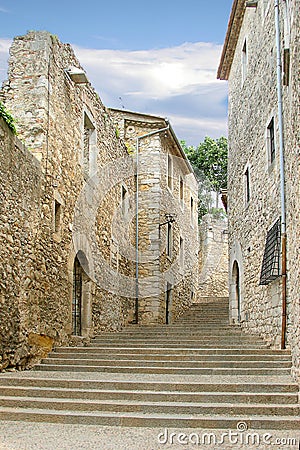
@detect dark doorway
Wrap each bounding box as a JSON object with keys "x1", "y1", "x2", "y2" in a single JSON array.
[
  {"x1": 72, "y1": 256, "x2": 83, "y2": 335},
  {"x1": 233, "y1": 261, "x2": 241, "y2": 322},
  {"x1": 166, "y1": 283, "x2": 173, "y2": 325}
]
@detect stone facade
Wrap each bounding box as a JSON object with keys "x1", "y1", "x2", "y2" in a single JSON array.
[
  {"x1": 198, "y1": 215, "x2": 229, "y2": 299},
  {"x1": 218, "y1": 0, "x2": 300, "y2": 383},
  {"x1": 0, "y1": 31, "x2": 198, "y2": 370},
  {"x1": 110, "y1": 109, "x2": 199, "y2": 324}
]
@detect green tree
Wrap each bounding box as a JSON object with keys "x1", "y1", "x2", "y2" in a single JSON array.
[{"x1": 181, "y1": 136, "x2": 228, "y2": 218}]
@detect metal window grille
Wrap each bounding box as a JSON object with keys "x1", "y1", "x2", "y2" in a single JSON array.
[{"x1": 259, "y1": 218, "x2": 281, "y2": 285}]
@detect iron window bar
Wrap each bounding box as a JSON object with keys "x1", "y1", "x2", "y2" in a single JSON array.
[{"x1": 260, "y1": 218, "x2": 281, "y2": 285}]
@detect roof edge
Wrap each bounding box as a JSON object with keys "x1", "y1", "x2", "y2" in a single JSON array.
[{"x1": 217, "y1": 0, "x2": 246, "y2": 80}]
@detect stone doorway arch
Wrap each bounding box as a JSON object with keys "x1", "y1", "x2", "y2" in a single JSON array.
[
  {"x1": 232, "y1": 260, "x2": 241, "y2": 323},
  {"x1": 71, "y1": 251, "x2": 92, "y2": 337}
]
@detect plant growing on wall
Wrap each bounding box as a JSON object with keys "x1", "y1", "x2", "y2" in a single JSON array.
[{"x1": 0, "y1": 101, "x2": 17, "y2": 135}]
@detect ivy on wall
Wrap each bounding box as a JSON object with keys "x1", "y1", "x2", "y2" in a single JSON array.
[{"x1": 0, "y1": 102, "x2": 17, "y2": 135}]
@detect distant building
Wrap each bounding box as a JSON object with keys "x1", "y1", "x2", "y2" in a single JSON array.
[{"x1": 218, "y1": 0, "x2": 300, "y2": 382}]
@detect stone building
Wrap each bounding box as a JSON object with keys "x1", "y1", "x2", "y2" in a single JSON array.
[
  {"x1": 218, "y1": 0, "x2": 299, "y2": 382},
  {"x1": 0, "y1": 31, "x2": 198, "y2": 370},
  {"x1": 109, "y1": 108, "x2": 199, "y2": 324}
]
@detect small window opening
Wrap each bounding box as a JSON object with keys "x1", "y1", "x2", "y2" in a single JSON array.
[
  {"x1": 167, "y1": 154, "x2": 173, "y2": 190},
  {"x1": 267, "y1": 118, "x2": 275, "y2": 164},
  {"x1": 83, "y1": 113, "x2": 95, "y2": 180},
  {"x1": 179, "y1": 236, "x2": 184, "y2": 269},
  {"x1": 242, "y1": 40, "x2": 247, "y2": 83},
  {"x1": 179, "y1": 176, "x2": 184, "y2": 206},
  {"x1": 245, "y1": 167, "x2": 251, "y2": 204},
  {"x1": 190, "y1": 197, "x2": 194, "y2": 224},
  {"x1": 167, "y1": 222, "x2": 172, "y2": 257},
  {"x1": 54, "y1": 200, "x2": 62, "y2": 233}
]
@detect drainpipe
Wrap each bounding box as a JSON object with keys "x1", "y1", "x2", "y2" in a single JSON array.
[
  {"x1": 274, "y1": 0, "x2": 287, "y2": 349},
  {"x1": 134, "y1": 123, "x2": 170, "y2": 324}
]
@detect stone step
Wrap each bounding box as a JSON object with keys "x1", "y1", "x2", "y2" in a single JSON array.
[
  {"x1": 33, "y1": 363, "x2": 291, "y2": 375},
  {"x1": 55, "y1": 347, "x2": 285, "y2": 355},
  {"x1": 96, "y1": 328, "x2": 243, "y2": 334},
  {"x1": 0, "y1": 396, "x2": 299, "y2": 417},
  {"x1": 89, "y1": 343, "x2": 266, "y2": 349},
  {"x1": 1, "y1": 377, "x2": 296, "y2": 393},
  {"x1": 0, "y1": 407, "x2": 299, "y2": 429},
  {"x1": 0, "y1": 386, "x2": 297, "y2": 404},
  {"x1": 49, "y1": 352, "x2": 291, "y2": 362},
  {"x1": 90, "y1": 339, "x2": 265, "y2": 346},
  {"x1": 91, "y1": 332, "x2": 261, "y2": 339},
  {"x1": 41, "y1": 357, "x2": 291, "y2": 369}
]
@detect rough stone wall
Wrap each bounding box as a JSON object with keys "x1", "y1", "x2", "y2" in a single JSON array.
[
  {"x1": 0, "y1": 31, "x2": 136, "y2": 369},
  {"x1": 0, "y1": 117, "x2": 50, "y2": 369},
  {"x1": 226, "y1": 1, "x2": 300, "y2": 382},
  {"x1": 198, "y1": 215, "x2": 229, "y2": 299},
  {"x1": 110, "y1": 109, "x2": 199, "y2": 324}
]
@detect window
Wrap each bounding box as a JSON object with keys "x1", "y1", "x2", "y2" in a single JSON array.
[
  {"x1": 260, "y1": 218, "x2": 281, "y2": 285},
  {"x1": 179, "y1": 176, "x2": 184, "y2": 207},
  {"x1": 54, "y1": 200, "x2": 62, "y2": 233},
  {"x1": 283, "y1": 48, "x2": 290, "y2": 86},
  {"x1": 83, "y1": 112, "x2": 95, "y2": 180},
  {"x1": 242, "y1": 40, "x2": 247, "y2": 83},
  {"x1": 179, "y1": 236, "x2": 184, "y2": 269},
  {"x1": 267, "y1": 118, "x2": 275, "y2": 164},
  {"x1": 190, "y1": 197, "x2": 194, "y2": 225},
  {"x1": 244, "y1": 167, "x2": 251, "y2": 204},
  {"x1": 167, "y1": 154, "x2": 173, "y2": 190},
  {"x1": 167, "y1": 222, "x2": 172, "y2": 258},
  {"x1": 121, "y1": 185, "x2": 129, "y2": 216}
]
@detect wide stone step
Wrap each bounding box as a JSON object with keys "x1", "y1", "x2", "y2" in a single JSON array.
[
  {"x1": 1, "y1": 396, "x2": 299, "y2": 417},
  {"x1": 55, "y1": 347, "x2": 284, "y2": 355},
  {"x1": 1, "y1": 377, "x2": 296, "y2": 393},
  {"x1": 90, "y1": 340, "x2": 265, "y2": 346},
  {"x1": 0, "y1": 386, "x2": 296, "y2": 404},
  {"x1": 96, "y1": 329, "x2": 245, "y2": 336},
  {"x1": 41, "y1": 357, "x2": 291, "y2": 369},
  {"x1": 33, "y1": 363, "x2": 291, "y2": 375},
  {"x1": 91, "y1": 333, "x2": 261, "y2": 339},
  {"x1": 0, "y1": 407, "x2": 299, "y2": 429},
  {"x1": 49, "y1": 351, "x2": 291, "y2": 362},
  {"x1": 89, "y1": 343, "x2": 266, "y2": 349}
]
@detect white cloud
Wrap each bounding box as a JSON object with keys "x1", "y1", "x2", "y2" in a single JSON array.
[
  {"x1": 0, "y1": 38, "x2": 228, "y2": 145},
  {"x1": 73, "y1": 42, "x2": 228, "y2": 144},
  {"x1": 0, "y1": 38, "x2": 11, "y2": 78},
  {"x1": 0, "y1": 7, "x2": 9, "y2": 13}
]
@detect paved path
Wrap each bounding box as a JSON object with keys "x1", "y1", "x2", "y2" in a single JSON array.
[{"x1": 0, "y1": 421, "x2": 299, "y2": 449}]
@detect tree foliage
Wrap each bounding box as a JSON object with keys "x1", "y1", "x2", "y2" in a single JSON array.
[
  {"x1": 181, "y1": 136, "x2": 228, "y2": 219},
  {"x1": 181, "y1": 136, "x2": 227, "y2": 192}
]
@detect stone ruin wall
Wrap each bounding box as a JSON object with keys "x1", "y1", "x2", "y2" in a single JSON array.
[{"x1": 197, "y1": 214, "x2": 229, "y2": 301}]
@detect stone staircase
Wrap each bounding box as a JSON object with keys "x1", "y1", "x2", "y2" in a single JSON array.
[{"x1": 0, "y1": 298, "x2": 299, "y2": 429}]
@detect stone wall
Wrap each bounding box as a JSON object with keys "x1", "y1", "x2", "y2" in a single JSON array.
[
  {"x1": 198, "y1": 215, "x2": 229, "y2": 299},
  {"x1": 0, "y1": 30, "x2": 199, "y2": 370},
  {"x1": 0, "y1": 31, "x2": 136, "y2": 370},
  {"x1": 225, "y1": 1, "x2": 300, "y2": 382}
]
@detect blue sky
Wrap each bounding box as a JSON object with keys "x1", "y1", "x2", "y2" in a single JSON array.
[{"x1": 0, "y1": 0, "x2": 232, "y2": 145}]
